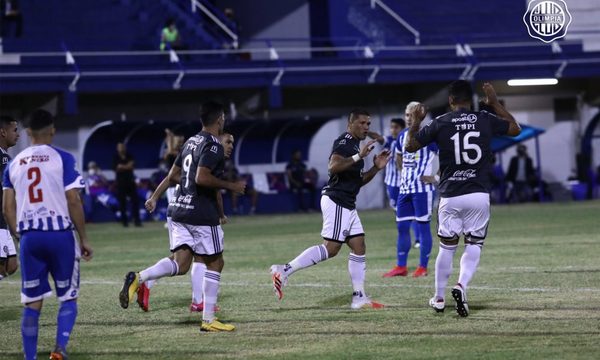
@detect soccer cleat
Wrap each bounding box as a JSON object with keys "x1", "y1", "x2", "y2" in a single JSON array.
[
  {"x1": 190, "y1": 302, "x2": 220, "y2": 313},
  {"x1": 451, "y1": 284, "x2": 469, "y2": 317},
  {"x1": 382, "y1": 265, "x2": 408, "y2": 278},
  {"x1": 49, "y1": 346, "x2": 67, "y2": 360},
  {"x1": 350, "y1": 291, "x2": 385, "y2": 310},
  {"x1": 412, "y1": 266, "x2": 428, "y2": 278},
  {"x1": 136, "y1": 282, "x2": 150, "y2": 312},
  {"x1": 200, "y1": 319, "x2": 236, "y2": 332},
  {"x1": 119, "y1": 271, "x2": 139, "y2": 309},
  {"x1": 429, "y1": 297, "x2": 445, "y2": 313},
  {"x1": 270, "y1": 264, "x2": 288, "y2": 300}
]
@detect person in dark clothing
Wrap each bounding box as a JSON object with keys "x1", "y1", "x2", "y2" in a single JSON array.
[
  {"x1": 286, "y1": 149, "x2": 317, "y2": 212},
  {"x1": 113, "y1": 142, "x2": 141, "y2": 227},
  {"x1": 505, "y1": 144, "x2": 536, "y2": 203},
  {"x1": 0, "y1": 0, "x2": 23, "y2": 38}
]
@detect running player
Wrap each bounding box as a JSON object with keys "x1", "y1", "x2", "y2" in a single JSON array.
[
  {"x1": 383, "y1": 102, "x2": 438, "y2": 278},
  {"x1": 405, "y1": 81, "x2": 520, "y2": 316},
  {"x1": 139, "y1": 132, "x2": 234, "y2": 313},
  {"x1": 270, "y1": 109, "x2": 391, "y2": 309},
  {"x1": 119, "y1": 102, "x2": 245, "y2": 332},
  {"x1": 0, "y1": 115, "x2": 20, "y2": 280},
  {"x1": 3, "y1": 109, "x2": 93, "y2": 360}
]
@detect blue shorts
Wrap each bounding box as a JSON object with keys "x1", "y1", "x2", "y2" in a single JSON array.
[
  {"x1": 396, "y1": 191, "x2": 436, "y2": 222},
  {"x1": 20, "y1": 230, "x2": 80, "y2": 304},
  {"x1": 386, "y1": 185, "x2": 400, "y2": 208}
]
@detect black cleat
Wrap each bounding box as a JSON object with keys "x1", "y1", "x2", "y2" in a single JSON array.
[{"x1": 451, "y1": 285, "x2": 469, "y2": 317}]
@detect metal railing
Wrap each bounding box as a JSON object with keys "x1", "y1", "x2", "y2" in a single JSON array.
[
  {"x1": 190, "y1": 0, "x2": 238, "y2": 48},
  {"x1": 370, "y1": 0, "x2": 420, "y2": 45}
]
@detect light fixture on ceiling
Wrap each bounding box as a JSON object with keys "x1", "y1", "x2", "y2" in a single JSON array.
[{"x1": 507, "y1": 78, "x2": 558, "y2": 86}]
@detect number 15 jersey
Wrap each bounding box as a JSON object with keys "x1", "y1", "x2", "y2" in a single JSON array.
[
  {"x1": 415, "y1": 109, "x2": 509, "y2": 198},
  {"x1": 3, "y1": 145, "x2": 84, "y2": 232}
]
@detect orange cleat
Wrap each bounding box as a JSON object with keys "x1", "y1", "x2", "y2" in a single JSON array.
[
  {"x1": 412, "y1": 266, "x2": 428, "y2": 278},
  {"x1": 136, "y1": 282, "x2": 150, "y2": 312},
  {"x1": 382, "y1": 265, "x2": 408, "y2": 278},
  {"x1": 190, "y1": 302, "x2": 220, "y2": 312}
]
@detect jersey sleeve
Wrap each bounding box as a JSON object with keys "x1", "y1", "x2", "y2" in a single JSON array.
[
  {"x1": 427, "y1": 142, "x2": 439, "y2": 153},
  {"x1": 331, "y1": 138, "x2": 354, "y2": 157},
  {"x1": 57, "y1": 149, "x2": 85, "y2": 191},
  {"x1": 483, "y1": 111, "x2": 511, "y2": 136},
  {"x1": 2, "y1": 162, "x2": 13, "y2": 190},
  {"x1": 198, "y1": 142, "x2": 224, "y2": 170},
  {"x1": 415, "y1": 119, "x2": 438, "y2": 146}
]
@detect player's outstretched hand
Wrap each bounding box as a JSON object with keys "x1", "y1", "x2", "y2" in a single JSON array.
[
  {"x1": 482, "y1": 82, "x2": 499, "y2": 106},
  {"x1": 80, "y1": 240, "x2": 93, "y2": 261},
  {"x1": 145, "y1": 198, "x2": 157, "y2": 213},
  {"x1": 231, "y1": 180, "x2": 246, "y2": 195},
  {"x1": 359, "y1": 139, "x2": 377, "y2": 159},
  {"x1": 373, "y1": 150, "x2": 391, "y2": 169}
]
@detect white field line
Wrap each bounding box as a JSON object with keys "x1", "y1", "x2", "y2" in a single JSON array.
[{"x1": 2, "y1": 279, "x2": 599, "y2": 293}]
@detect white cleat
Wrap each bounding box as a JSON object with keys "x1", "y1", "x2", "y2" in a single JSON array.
[
  {"x1": 350, "y1": 291, "x2": 384, "y2": 310},
  {"x1": 270, "y1": 265, "x2": 288, "y2": 300},
  {"x1": 429, "y1": 297, "x2": 445, "y2": 313}
]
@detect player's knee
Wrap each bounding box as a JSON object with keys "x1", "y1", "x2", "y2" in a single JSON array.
[
  {"x1": 439, "y1": 236, "x2": 459, "y2": 247},
  {"x1": 176, "y1": 260, "x2": 191, "y2": 275}
]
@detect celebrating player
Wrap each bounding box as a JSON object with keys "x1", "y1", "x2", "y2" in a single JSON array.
[
  {"x1": 405, "y1": 81, "x2": 520, "y2": 316},
  {"x1": 270, "y1": 108, "x2": 390, "y2": 309},
  {"x1": 0, "y1": 115, "x2": 20, "y2": 280},
  {"x1": 3, "y1": 109, "x2": 93, "y2": 360},
  {"x1": 119, "y1": 102, "x2": 245, "y2": 332}
]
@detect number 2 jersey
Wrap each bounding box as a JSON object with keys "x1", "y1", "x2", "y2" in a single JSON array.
[
  {"x1": 2, "y1": 145, "x2": 84, "y2": 232},
  {"x1": 170, "y1": 131, "x2": 225, "y2": 226},
  {"x1": 415, "y1": 109, "x2": 509, "y2": 198}
]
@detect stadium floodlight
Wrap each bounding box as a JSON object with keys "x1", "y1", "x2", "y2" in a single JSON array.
[{"x1": 507, "y1": 78, "x2": 558, "y2": 86}]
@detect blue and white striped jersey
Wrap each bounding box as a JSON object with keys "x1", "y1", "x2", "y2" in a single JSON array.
[
  {"x1": 395, "y1": 129, "x2": 438, "y2": 194},
  {"x1": 383, "y1": 135, "x2": 401, "y2": 187},
  {"x1": 3, "y1": 145, "x2": 84, "y2": 232}
]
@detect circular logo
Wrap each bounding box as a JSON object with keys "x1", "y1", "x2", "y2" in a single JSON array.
[{"x1": 523, "y1": 0, "x2": 572, "y2": 43}]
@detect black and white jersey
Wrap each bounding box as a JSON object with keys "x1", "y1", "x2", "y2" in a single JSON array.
[
  {"x1": 170, "y1": 131, "x2": 225, "y2": 226},
  {"x1": 0, "y1": 148, "x2": 11, "y2": 229},
  {"x1": 322, "y1": 132, "x2": 364, "y2": 210},
  {"x1": 415, "y1": 109, "x2": 510, "y2": 198}
]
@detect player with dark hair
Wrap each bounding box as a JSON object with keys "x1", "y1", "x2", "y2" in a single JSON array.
[
  {"x1": 270, "y1": 108, "x2": 391, "y2": 309},
  {"x1": 383, "y1": 117, "x2": 405, "y2": 209},
  {"x1": 405, "y1": 81, "x2": 520, "y2": 316},
  {"x1": 3, "y1": 109, "x2": 93, "y2": 360},
  {"x1": 0, "y1": 115, "x2": 20, "y2": 280},
  {"x1": 120, "y1": 102, "x2": 246, "y2": 332}
]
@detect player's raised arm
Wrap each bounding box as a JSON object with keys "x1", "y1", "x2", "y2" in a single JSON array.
[
  {"x1": 66, "y1": 189, "x2": 93, "y2": 261},
  {"x1": 405, "y1": 104, "x2": 427, "y2": 153},
  {"x1": 328, "y1": 139, "x2": 377, "y2": 174},
  {"x1": 482, "y1": 83, "x2": 521, "y2": 137},
  {"x1": 361, "y1": 149, "x2": 391, "y2": 186}
]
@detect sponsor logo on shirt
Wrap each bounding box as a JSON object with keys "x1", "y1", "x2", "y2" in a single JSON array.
[{"x1": 448, "y1": 169, "x2": 477, "y2": 181}]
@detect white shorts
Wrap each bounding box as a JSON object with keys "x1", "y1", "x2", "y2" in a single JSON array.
[
  {"x1": 0, "y1": 229, "x2": 16, "y2": 259},
  {"x1": 320, "y1": 195, "x2": 365, "y2": 242},
  {"x1": 169, "y1": 220, "x2": 224, "y2": 256},
  {"x1": 437, "y1": 192, "x2": 490, "y2": 243}
]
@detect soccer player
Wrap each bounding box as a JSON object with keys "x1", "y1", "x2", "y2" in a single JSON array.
[
  {"x1": 0, "y1": 115, "x2": 20, "y2": 280},
  {"x1": 140, "y1": 132, "x2": 235, "y2": 313},
  {"x1": 405, "y1": 81, "x2": 520, "y2": 316},
  {"x1": 383, "y1": 102, "x2": 438, "y2": 278},
  {"x1": 383, "y1": 117, "x2": 405, "y2": 209},
  {"x1": 270, "y1": 109, "x2": 390, "y2": 309},
  {"x1": 120, "y1": 102, "x2": 245, "y2": 332},
  {"x1": 3, "y1": 109, "x2": 93, "y2": 360}
]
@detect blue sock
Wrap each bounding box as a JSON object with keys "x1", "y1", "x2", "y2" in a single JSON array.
[
  {"x1": 411, "y1": 221, "x2": 420, "y2": 243},
  {"x1": 56, "y1": 300, "x2": 78, "y2": 351},
  {"x1": 396, "y1": 221, "x2": 412, "y2": 266},
  {"x1": 417, "y1": 221, "x2": 433, "y2": 268},
  {"x1": 22, "y1": 307, "x2": 40, "y2": 360}
]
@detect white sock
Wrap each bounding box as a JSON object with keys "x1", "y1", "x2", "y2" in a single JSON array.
[
  {"x1": 202, "y1": 270, "x2": 221, "y2": 322},
  {"x1": 145, "y1": 279, "x2": 156, "y2": 289},
  {"x1": 139, "y1": 258, "x2": 179, "y2": 283},
  {"x1": 286, "y1": 245, "x2": 328, "y2": 276},
  {"x1": 191, "y1": 262, "x2": 206, "y2": 304},
  {"x1": 348, "y1": 253, "x2": 366, "y2": 295},
  {"x1": 458, "y1": 244, "x2": 482, "y2": 291},
  {"x1": 435, "y1": 244, "x2": 457, "y2": 300}
]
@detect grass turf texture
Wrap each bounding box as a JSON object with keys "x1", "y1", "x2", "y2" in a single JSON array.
[{"x1": 1, "y1": 201, "x2": 599, "y2": 359}]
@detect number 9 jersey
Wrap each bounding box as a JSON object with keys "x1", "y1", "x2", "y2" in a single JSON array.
[
  {"x1": 415, "y1": 110, "x2": 510, "y2": 198},
  {"x1": 2, "y1": 145, "x2": 84, "y2": 232}
]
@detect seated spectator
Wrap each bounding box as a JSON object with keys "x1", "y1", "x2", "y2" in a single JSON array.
[
  {"x1": 85, "y1": 161, "x2": 118, "y2": 211},
  {"x1": 1, "y1": 0, "x2": 23, "y2": 38},
  {"x1": 223, "y1": 158, "x2": 259, "y2": 215},
  {"x1": 506, "y1": 144, "x2": 536, "y2": 203},
  {"x1": 286, "y1": 149, "x2": 318, "y2": 212},
  {"x1": 160, "y1": 18, "x2": 185, "y2": 51}
]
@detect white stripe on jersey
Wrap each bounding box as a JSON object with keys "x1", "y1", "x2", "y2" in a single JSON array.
[
  {"x1": 396, "y1": 131, "x2": 437, "y2": 194},
  {"x1": 384, "y1": 136, "x2": 401, "y2": 187},
  {"x1": 4, "y1": 145, "x2": 84, "y2": 232}
]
